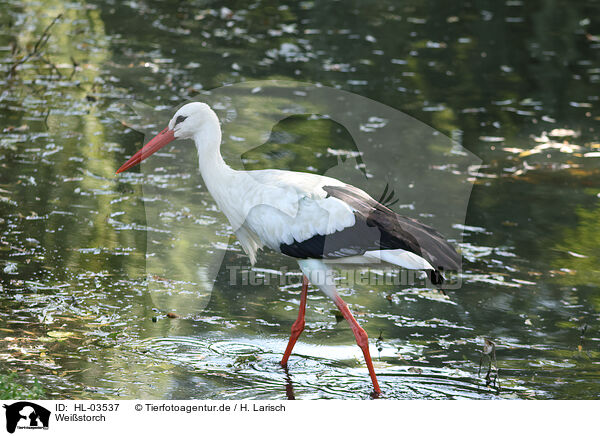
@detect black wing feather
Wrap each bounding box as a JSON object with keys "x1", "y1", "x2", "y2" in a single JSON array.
[{"x1": 279, "y1": 184, "x2": 461, "y2": 275}]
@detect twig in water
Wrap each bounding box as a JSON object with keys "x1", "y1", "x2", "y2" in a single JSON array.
[
  {"x1": 376, "y1": 330, "x2": 384, "y2": 358},
  {"x1": 43, "y1": 108, "x2": 51, "y2": 129},
  {"x1": 9, "y1": 14, "x2": 63, "y2": 77},
  {"x1": 478, "y1": 338, "x2": 500, "y2": 391},
  {"x1": 578, "y1": 324, "x2": 588, "y2": 353}
]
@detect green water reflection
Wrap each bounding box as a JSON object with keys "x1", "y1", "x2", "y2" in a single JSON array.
[{"x1": 0, "y1": 0, "x2": 599, "y2": 399}]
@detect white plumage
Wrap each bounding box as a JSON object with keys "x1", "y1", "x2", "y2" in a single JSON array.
[
  {"x1": 117, "y1": 101, "x2": 461, "y2": 394},
  {"x1": 240, "y1": 172, "x2": 356, "y2": 251}
]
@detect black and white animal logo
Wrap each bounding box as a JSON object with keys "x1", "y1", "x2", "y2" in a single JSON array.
[{"x1": 3, "y1": 402, "x2": 50, "y2": 434}]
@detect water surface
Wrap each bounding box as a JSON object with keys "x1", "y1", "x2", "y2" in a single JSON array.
[{"x1": 0, "y1": 0, "x2": 599, "y2": 399}]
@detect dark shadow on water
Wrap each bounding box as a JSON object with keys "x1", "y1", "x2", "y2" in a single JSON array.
[{"x1": 282, "y1": 366, "x2": 296, "y2": 400}]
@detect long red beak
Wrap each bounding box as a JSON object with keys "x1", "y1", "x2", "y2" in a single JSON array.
[{"x1": 116, "y1": 127, "x2": 176, "y2": 174}]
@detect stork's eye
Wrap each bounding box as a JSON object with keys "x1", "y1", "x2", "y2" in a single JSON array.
[{"x1": 175, "y1": 115, "x2": 187, "y2": 126}]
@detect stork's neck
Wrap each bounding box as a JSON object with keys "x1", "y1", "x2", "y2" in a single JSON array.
[
  {"x1": 193, "y1": 124, "x2": 240, "y2": 215},
  {"x1": 194, "y1": 127, "x2": 231, "y2": 178}
]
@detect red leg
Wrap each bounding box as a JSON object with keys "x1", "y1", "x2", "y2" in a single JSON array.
[
  {"x1": 333, "y1": 294, "x2": 381, "y2": 394},
  {"x1": 280, "y1": 275, "x2": 309, "y2": 366}
]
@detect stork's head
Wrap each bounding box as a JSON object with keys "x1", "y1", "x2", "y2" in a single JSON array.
[
  {"x1": 168, "y1": 102, "x2": 219, "y2": 140},
  {"x1": 116, "y1": 102, "x2": 219, "y2": 174}
]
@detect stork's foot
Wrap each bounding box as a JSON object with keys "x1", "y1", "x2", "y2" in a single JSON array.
[
  {"x1": 281, "y1": 274, "x2": 381, "y2": 394},
  {"x1": 333, "y1": 295, "x2": 381, "y2": 394},
  {"x1": 280, "y1": 275, "x2": 309, "y2": 367}
]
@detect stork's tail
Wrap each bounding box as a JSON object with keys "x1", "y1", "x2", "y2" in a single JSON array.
[{"x1": 429, "y1": 269, "x2": 445, "y2": 286}]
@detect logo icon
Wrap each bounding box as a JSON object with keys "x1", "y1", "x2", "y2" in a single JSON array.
[
  {"x1": 2, "y1": 402, "x2": 50, "y2": 434},
  {"x1": 111, "y1": 80, "x2": 481, "y2": 317}
]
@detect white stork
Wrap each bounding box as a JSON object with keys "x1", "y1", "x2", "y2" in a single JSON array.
[{"x1": 117, "y1": 102, "x2": 461, "y2": 394}]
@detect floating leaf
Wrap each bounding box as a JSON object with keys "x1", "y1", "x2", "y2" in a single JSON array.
[
  {"x1": 549, "y1": 128, "x2": 577, "y2": 137},
  {"x1": 47, "y1": 331, "x2": 75, "y2": 340},
  {"x1": 479, "y1": 136, "x2": 505, "y2": 142}
]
